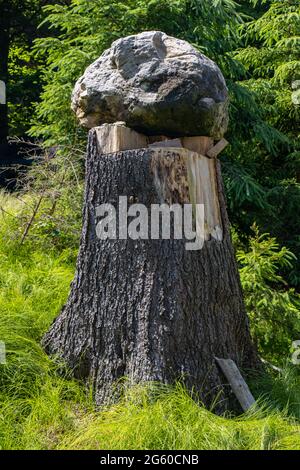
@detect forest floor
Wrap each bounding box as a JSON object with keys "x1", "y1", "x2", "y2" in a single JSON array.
[{"x1": 0, "y1": 191, "x2": 300, "y2": 450}]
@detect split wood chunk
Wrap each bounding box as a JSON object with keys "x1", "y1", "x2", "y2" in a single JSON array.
[
  {"x1": 94, "y1": 124, "x2": 228, "y2": 160},
  {"x1": 206, "y1": 138, "x2": 229, "y2": 158},
  {"x1": 150, "y1": 148, "x2": 223, "y2": 241},
  {"x1": 150, "y1": 143, "x2": 223, "y2": 241},
  {"x1": 182, "y1": 136, "x2": 214, "y2": 155},
  {"x1": 94, "y1": 122, "x2": 148, "y2": 154}
]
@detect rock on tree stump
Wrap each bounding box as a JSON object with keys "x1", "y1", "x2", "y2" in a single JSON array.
[
  {"x1": 71, "y1": 31, "x2": 229, "y2": 139},
  {"x1": 43, "y1": 32, "x2": 260, "y2": 410}
]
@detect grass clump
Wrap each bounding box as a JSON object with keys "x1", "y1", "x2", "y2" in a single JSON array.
[{"x1": 58, "y1": 384, "x2": 300, "y2": 451}]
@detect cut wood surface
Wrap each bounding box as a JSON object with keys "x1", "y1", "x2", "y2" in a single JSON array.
[
  {"x1": 185, "y1": 139, "x2": 223, "y2": 241},
  {"x1": 94, "y1": 124, "x2": 220, "y2": 160},
  {"x1": 215, "y1": 357, "x2": 256, "y2": 412},
  {"x1": 182, "y1": 136, "x2": 214, "y2": 155}
]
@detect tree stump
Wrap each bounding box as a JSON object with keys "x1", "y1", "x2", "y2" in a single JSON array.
[{"x1": 43, "y1": 124, "x2": 259, "y2": 410}]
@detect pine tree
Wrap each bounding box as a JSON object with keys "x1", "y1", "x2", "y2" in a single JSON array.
[{"x1": 230, "y1": 0, "x2": 300, "y2": 286}]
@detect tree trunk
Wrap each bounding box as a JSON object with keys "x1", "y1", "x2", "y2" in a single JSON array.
[{"x1": 43, "y1": 125, "x2": 259, "y2": 411}]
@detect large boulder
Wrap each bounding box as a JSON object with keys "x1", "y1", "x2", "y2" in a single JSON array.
[{"x1": 71, "y1": 31, "x2": 229, "y2": 138}]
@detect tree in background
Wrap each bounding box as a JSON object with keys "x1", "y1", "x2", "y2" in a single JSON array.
[
  {"x1": 231, "y1": 0, "x2": 300, "y2": 286},
  {"x1": 0, "y1": 0, "x2": 70, "y2": 145},
  {"x1": 0, "y1": 0, "x2": 44, "y2": 144},
  {"x1": 237, "y1": 225, "x2": 300, "y2": 362}
]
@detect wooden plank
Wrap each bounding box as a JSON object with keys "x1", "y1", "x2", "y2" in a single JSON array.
[
  {"x1": 94, "y1": 123, "x2": 148, "y2": 154},
  {"x1": 215, "y1": 357, "x2": 256, "y2": 412},
  {"x1": 206, "y1": 138, "x2": 228, "y2": 158}
]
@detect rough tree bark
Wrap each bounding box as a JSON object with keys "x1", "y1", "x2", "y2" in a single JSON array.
[{"x1": 43, "y1": 125, "x2": 259, "y2": 410}]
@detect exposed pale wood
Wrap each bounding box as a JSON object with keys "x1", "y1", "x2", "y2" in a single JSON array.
[
  {"x1": 149, "y1": 147, "x2": 222, "y2": 241},
  {"x1": 94, "y1": 123, "x2": 148, "y2": 154},
  {"x1": 149, "y1": 135, "x2": 216, "y2": 157},
  {"x1": 151, "y1": 148, "x2": 191, "y2": 205},
  {"x1": 206, "y1": 138, "x2": 229, "y2": 158},
  {"x1": 149, "y1": 138, "x2": 182, "y2": 149},
  {"x1": 94, "y1": 125, "x2": 227, "y2": 161},
  {"x1": 185, "y1": 142, "x2": 223, "y2": 241},
  {"x1": 182, "y1": 136, "x2": 214, "y2": 155},
  {"x1": 183, "y1": 136, "x2": 222, "y2": 241},
  {"x1": 215, "y1": 357, "x2": 256, "y2": 412}
]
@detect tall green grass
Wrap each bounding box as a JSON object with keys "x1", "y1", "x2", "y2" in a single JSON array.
[{"x1": 1, "y1": 191, "x2": 300, "y2": 450}]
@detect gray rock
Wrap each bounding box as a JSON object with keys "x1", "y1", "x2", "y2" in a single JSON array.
[{"x1": 71, "y1": 31, "x2": 229, "y2": 138}]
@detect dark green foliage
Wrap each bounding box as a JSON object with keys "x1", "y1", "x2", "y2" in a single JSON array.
[
  {"x1": 228, "y1": 0, "x2": 300, "y2": 286},
  {"x1": 0, "y1": 0, "x2": 70, "y2": 139},
  {"x1": 0, "y1": 0, "x2": 43, "y2": 139},
  {"x1": 8, "y1": 45, "x2": 41, "y2": 136},
  {"x1": 237, "y1": 226, "x2": 300, "y2": 363}
]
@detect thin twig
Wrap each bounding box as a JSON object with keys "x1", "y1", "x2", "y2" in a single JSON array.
[
  {"x1": 20, "y1": 193, "x2": 44, "y2": 244},
  {"x1": 0, "y1": 206, "x2": 20, "y2": 219}
]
